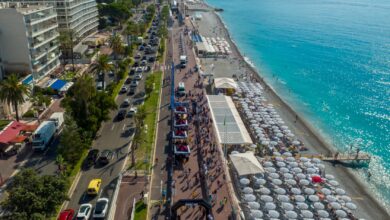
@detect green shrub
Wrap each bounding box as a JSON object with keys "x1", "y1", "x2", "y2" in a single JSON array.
[{"x1": 23, "y1": 109, "x2": 35, "y2": 118}]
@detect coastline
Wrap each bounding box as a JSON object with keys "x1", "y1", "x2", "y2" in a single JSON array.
[{"x1": 194, "y1": 1, "x2": 390, "y2": 218}]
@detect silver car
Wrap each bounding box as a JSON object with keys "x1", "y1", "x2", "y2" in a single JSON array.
[{"x1": 93, "y1": 198, "x2": 109, "y2": 219}]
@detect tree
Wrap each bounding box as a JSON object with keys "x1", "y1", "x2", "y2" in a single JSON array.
[
  {"x1": 1, "y1": 169, "x2": 68, "y2": 218},
  {"x1": 90, "y1": 54, "x2": 113, "y2": 90},
  {"x1": 59, "y1": 29, "x2": 76, "y2": 71},
  {"x1": 0, "y1": 74, "x2": 30, "y2": 121},
  {"x1": 108, "y1": 33, "x2": 124, "y2": 60},
  {"x1": 131, "y1": 106, "x2": 147, "y2": 167}
]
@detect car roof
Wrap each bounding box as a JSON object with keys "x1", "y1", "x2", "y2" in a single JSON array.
[
  {"x1": 59, "y1": 209, "x2": 74, "y2": 220},
  {"x1": 88, "y1": 179, "x2": 101, "y2": 188}
]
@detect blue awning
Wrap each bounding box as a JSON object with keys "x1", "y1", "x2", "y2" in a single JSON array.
[
  {"x1": 21, "y1": 74, "x2": 33, "y2": 85},
  {"x1": 50, "y1": 79, "x2": 67, "y2": 90}
]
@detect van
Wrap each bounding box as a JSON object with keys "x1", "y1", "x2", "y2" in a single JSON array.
[
  {"x1": 178, "y1": 82, "x2": 185, "y2": 96},
  {"x1": 87, "y1": 179, "x2": 101, "y2": 195}
]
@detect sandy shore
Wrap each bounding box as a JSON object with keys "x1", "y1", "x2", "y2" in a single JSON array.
[{"x1": 186, "y1": 1, "x2": 390, "y2": 219}]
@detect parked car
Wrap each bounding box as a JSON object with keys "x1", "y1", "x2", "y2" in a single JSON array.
[
  {"x1": 134, "y1": 53, "x2": 141, "y2": 59},
  {"x1": 130, "y1": 80, "x2": 139, "y2": 87},
  {"x1": 133, "y1": 62, "x2": 139, "y2": 67},
  {"x1": 76, "y1": 203, "x2": 92, "y2": 220},
  {"x1": 139, "y1": 45, "x2": 144, "y2": 51},
  {"x1": 125, "y1": 77, "x2": 132, "y2": 84},
  {"x1": 122, "y1": 98, "x2": 130, "y2": 107},
  {"x1": 84, "y1": 149, "x2": 99, "y2": 168},
  {"x1": 58, "y1": 209, "x2": 75, "y2": 220},
  {"x1": 87, "y1": 179, "x2": 101, "y2": 196},
  {"x1": 129, "y1": 68, "x2": 135, "y2": 75},
  {"x1": 120, "y1": 86, "x2": 127, "y2": 93},
  {"x1": 93, "y1": 198, "x2": 109, "y2": 219},
  {"x1": 98, "y1": 149, "x2": 113, "y2": 165},
  {"x1": 128, "y1": 87, "x2": 136, "y2": 95},
  {"x1": 127, "y1": 107, "x2": 137, "y2": 117},
  {"x1": 135, "y1": 73, "x2": 143, "y2": 80},
  {"x1": 148, "y1": 56, "x2": 156, "y2": 62},
  {"x1": 141, "y1": 60, "x2": 147, "y2": 66},
  {"x1": 136, "y1": 67, "x2": 143, "y2": 73}
]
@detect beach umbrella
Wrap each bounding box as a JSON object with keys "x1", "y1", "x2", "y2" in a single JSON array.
[
  {"x1": 311, "y1": 175, "x2": 323, "y2": 183},
  {"x1": 312, "y1": 158, "x2": 321, "y2": 163},
  {"x1": 285, "y1": 210, "x2": 298, "y2": 219},
  {"x1": 283, "y1": 152, "x2": 293, "y2": 157},
  {"x1": 329, "y1": 180, "x2": 339, "y2": 186},
  {"x1": 240, "y1": 178, "x2": 250, "y2": 185},
  {"x1": 345, "y1": 202, "x2": 357, "y2": 210},
  {"x1": 278, "y1": 195, "x2": 290, "y2": 202},
  {"x1": 325, "y1": 174, "x2": 335, "y2": 180},
  {"x1": 299, "y1": 179, "x2": 310, "y2": 186},
  {"x1": 341, "y1": 195, "x2": 352, "y2": 202},
  {"x1": 286, "y1": 179, "x2": 297, "y2": 185},
  {"x1": 336, "y1": 188, "x2": 346, "y2": 195},
  {"x1": 251, "y1": 210, "x2": 263, "y2": 218},
  {"x1": 335, "y1": 210, "x2": 347, "y2": 218},
  {"x1": 296, "y1": 202, "x2": 309, "y2": 209},
  {"x1": 230, "y1": 151, "x2": 239, "y2": 155},
  {"x1": 308, "y1": 195, "x2": 319, "y2": 202},
  {"x1": 313, "y1": 202, "x2": 325, "y2": 210},
  {"x1": 284, "y1": 173, "x2": 294, "y2": 179},
  {"x1": 286, "y1": 157, "x2": 295, "y2": 162},
  {"x1": 255, "y1": 178, "x2": 266, "y2": 185},
  {"x1": 268, "y1": 210, "x2": 279, "y2": 218},
  {"x1": 287, "y1": 133, "x2": 295, "y2": 138},
  {"x1": 269, "y1": 173, "x2": 280, "y2": 179},
  {"x1": 260, "y1": 195, "x2": 273, "y2": 202},
  {"x1": 304, "y1": 188, "x2": 315, "y2": 195},
  {"x1": 289, "y1": 162, "x2": 299, "y2": 167},
  {"x1": 317, "y1": 210, "x2": 329, "y2": 218},
  {"x1": 274, "y1": 188, "x2": 286, "y2": 195},
  {"x1": 259, "y1": 187, "x2": 271, "y2": 195},
  {"x1": 294, "y1": 195, "x2": 305, "y2": 202},
  {"x1": 301, "y1": 210, "x2": 313, "y2": 218},
  {"x1": 300, "y1": 157, "x2": 309, "y2": 162},
  {"x1": 272, "y1": 179, "x2": 282, "y2": 185},
  {"x1": 303, "y1": 162, "x2": 313, "y2": 167},
  {"x1": 276, "y1": 133, "x2": 284, "y2": 138},
  {"x1": 248, "y1": 201, "x2": 260, "y2": 209},
  {"x1": 277, "y1": 161, "x2": 286, "y2": 167},
  {"x1": 273, "y1": 151, "x2": 281, "y2": 156},
  {"x1": 244, "y1": 194, "x2": 256, "y2": 202},
  {"x1": 242, "y1": 187, "x2": 254, "y2": 194},
  {"x1": 280, "y1": 167, "x2": 290, "y2": 173},
  {"x1": 292, "y1": 140, "x2": 300, "y2": 145},
  {"x1": 307, "y1": 167, "x2": 317, "y2": 174},
  {"x1": 293, "y1": 167, "x2": 302, "y2": 173},
  {"x1": 321, "y1": 188, "x2": 332, "y2": 195},
  {"x1": 270, "y1": 141, "x2": 278, "y2": 146},
  {"x1": 250, "y1": 144, "x2": 257, "y2": 149},
  {"x1": 330, "y1": 202, "x2": 341, "y2": 209},
  {"x1": 265, "y1": 167, "x2": 276, "y2": 173},
  {"x1": 326, "y1": 195, "x2": 337, "y2": 202},
  {"x1": 282, "y1": 202, "x2": 294, "y2": 211},
  {"x1": 316, "y1": 163, "x2": 326, "y2": 169},
  {"x1": 275, "y1": 156, "x2": 284, "y2": 161},
  {"x1": 261, "y1": 140, "x2": 269, "y2": 145},
  {"x1": 296, "y1": 173, "x2": 306, "y2": 179},
  {"x1": 265, "y1": 202, "x2": 276, "y2": 210},
  {"x1": 291, "y1": 188, "x2": 301, "y2": 195}
]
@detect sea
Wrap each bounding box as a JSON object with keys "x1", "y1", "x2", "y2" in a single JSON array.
[{"x1": 206, "y1": 0, "x2": 390, "y2": 210}]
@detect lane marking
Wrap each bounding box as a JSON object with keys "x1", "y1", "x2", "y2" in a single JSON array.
[
  {"x1": 111, "y1": 124, "x2": 116, "y2": 131},
  {"x1": 122, "y1": 123, "x2": 126, "y2": 131}
]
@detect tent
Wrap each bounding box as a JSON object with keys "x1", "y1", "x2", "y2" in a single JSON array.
[
  {"x1": 229, "y1": 152, "x2": 264, "y2": 176},
  {"x1": 214, "y1": 77, "x2": 237, "y2": 89}
]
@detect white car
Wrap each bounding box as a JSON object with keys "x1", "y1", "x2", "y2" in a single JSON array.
[
  {"x1": 76, "y1": 203, "x2": 92, "y2": 220},
  {"x1": 93, "y1": 198, "x2": 109, "y2": 219},
  {"x1": 127, "y1": 107, "x2": 137, "y2": 117},
  {"x1": 135, "y1": 73, "x2": 143, "y2": 80},
  {"x1": 122, "y1": 98, "x2": 130, "y2": 107},
  {"x1": 120, "y1": 86, "x2": 127, "y2": 93},
  {"x1": 136, "y1": 67, "x2": 143, "y2": 73}
]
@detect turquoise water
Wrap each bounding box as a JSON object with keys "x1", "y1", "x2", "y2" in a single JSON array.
[{"x1": 206, "y1": 0, "x2": 390, "y2": 208}]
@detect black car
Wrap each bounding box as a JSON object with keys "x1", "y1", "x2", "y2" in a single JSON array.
[
  {"x1": 139, "y1": 45, "x2": 144, "y2": 51},
  {"x1": 117, "y1": 109, "x2": 126, "y2": 120},
  {"x1": 125, "y1": 77, "x2": 132, "y2": 84},
  {"x1": 142, "y1": 56, "x2": 147, "y2": 61},
  {"x1": 85, "y1": 149, "x2": 99, "y2": 168},
  {"x1": 148, "y1": 56, "x2": 156, "y2": 62},
  {"x1": 129, "y1": 68, "x2": 135, "y2": 75},
  {"x1": 98, "y1": 150, "x2": 113, "y2": 165},
  {"x1": 128, "y1": 87, "x2": 136, "y2": 95},
  {"x1": 133, "y1": 62, "x2": 139, "y2": 67}
]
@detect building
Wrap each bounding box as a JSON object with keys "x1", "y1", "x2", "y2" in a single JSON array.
[
  {"x1": 5, "y1": 0, "x2": 99, "y2": 41},
  {"x1": 0, "y1": 2, "x2": 60, "y2": 80}
]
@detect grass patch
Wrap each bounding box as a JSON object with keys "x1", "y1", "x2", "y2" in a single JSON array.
[
  {"x1": 134, "y1": 201, "x2": 147, "y2": 220},
  {"x1": 135, "y1": 71, "x2": 162, "y2": 171},
  {"x1": 0, "y1": 120, "x2": 10, "y2": 130},
  {"x1": 60, "y1": 71, "x2": 76, "y2": 81}
]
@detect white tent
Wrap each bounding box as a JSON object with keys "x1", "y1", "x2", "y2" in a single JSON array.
[
  {"x1": 229, "y1": 152, "x2": 264, "y2": 176},
  {"x1": 214, "y1": 77, "x2": 238, "y2": 90}
]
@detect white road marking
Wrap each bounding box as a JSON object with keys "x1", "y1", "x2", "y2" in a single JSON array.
[
  {"x1": 122, "y1": 123, "x2": 126, "y2": 131},
  {"x1": 111, "y1": 124, "x2": 116, "y2": 131}
]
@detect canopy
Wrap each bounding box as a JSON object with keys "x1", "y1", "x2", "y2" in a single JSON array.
[
  {"x1": 0, "y1": 121, "x2": 32, "y2": 145},
  {"x1": 229, "y1": 152, "x2": 264, "y2": 176},
  {"x1": 49, "y1": 79, "x2": 68, "y2": 91},
  {"x1": 214, "y1": 77, "x2": 237, "y2": 90},
  {"x1": 207, "y1": 95, "x2": 252, "y2": 145}
]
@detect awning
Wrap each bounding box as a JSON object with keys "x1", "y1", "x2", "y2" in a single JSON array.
[
  {"x1": 21, "y1": 74, "x2": 33, "y2": 85},
  {"x1": 49, "y1": 79, "x2": 67, "y2": 91},
  {"x1": 10, "y1": 135, "x2": 27, "y2": 143},
  {"x1": 229, "y1": 152, "x2": 264, "y2": 176},
  {"x1": 59, "y1": 82, "x2": 74, "y2": 92},
  {"x1": 0, "y1": 121, "x2": 27, "y2": 145},
  {"x1": 214, "y1": 77, "x2": 237, "y2": 89}
]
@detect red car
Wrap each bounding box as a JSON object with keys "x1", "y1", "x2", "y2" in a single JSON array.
[{"x1": 58, "y1": 209, "x2": 74, "y2": 220}]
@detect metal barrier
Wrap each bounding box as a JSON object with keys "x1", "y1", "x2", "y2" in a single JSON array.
[
  {"x1": 107, "y1": 173, "x2": 122, "y2": 220},
  {"x1": 130, "y1": 197, "x2": 136, "y2": 220}
]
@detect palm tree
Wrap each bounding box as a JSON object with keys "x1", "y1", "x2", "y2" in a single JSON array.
[
  {"x1": 59, "y1": 29, "x2": 76, "y2": 71},
  {"x1": 90, "y1": 54, "x2": 113, "y2": 90},
  {"x1": 131, "y1": 106, "x2": 147, "y2": 167},
  {"x1": 0, "y1": 74, "x2": 30, "y2": 121},
  {"x1": 108, "y1": 33, "x2": 123, "y2": 60}
]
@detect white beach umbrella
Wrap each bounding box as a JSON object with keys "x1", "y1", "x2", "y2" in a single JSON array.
[
  {"x1": 261, "y1": 140, "x2": 269, "y2": 145},
  {"x1": 250, "y1": 144, "x2": 257, "y2": 149},
  {"x1": 278, "y1": 195, "x2": 290, "y2": 202},
  {"x1": 312, "y1": 158, "x2": 321, "y2": 163},
  {"x1": 272, "y1": 179, "x2": 282, "y2": 185},
  {"x1": 321, "y1": 188, "x2": 332, "y2": 195},
  {"x1": 335, "y1": 210, "x2": 347, "y2": 218},
  {"x1": 275, "y1": 156, "x2": 284, "y2": 162},
  {"x1": 270, "y1": 141, "x2": 278, "y2": 146},
  {"x1": 293, "y1": 167, "x2": 303, "y2": 173},
  {"x1": 282, "y1": 202, "x2": 294, "y2": 211},
  {"x1": 285, "y1": 210, "x2": 298, "y2": 219},
  {"x1": 286, "y1": 157, "x2": 295, "y2": 162},
  {"x1": 287, "y1": 133, "x2": 295, "y2": 138},
  {"x1": 260, "y1": 195, "x2": 273, "y2": 202},
  {"x1": 240, "y1": 178, "x2": 250, "y2": 185},
  {"x1": 313, "y1": 202, "x2": 325, "y2": 210},
  {"x1": 274, "y1": 188, "x2": 286, "y2": 195},
  {"x1": 299, "y1": 179, "x2": 310, "y2": 186},
  {"x1": 296, "y1": 202, "x2": 309, "y2": 209},
  {"x1": 308, "y1": 195, "x2": 319, "y2": 202},
  {"x1": 325, "y1": 174, "x2": 335, "y2": 180},
  {"x1": 286, "y1": 179, "x2": 297, "y2": 185},
  {"x1": 345, "y1": 202, "x2": 357, "y2": 210},
  {"x1": 276, "y1": 133, "x2": 284, "y2": 138},
  {"x1": 303, "y1": 161, "x2": 313, "y2": 167},
  {"x1": 258, "y1": 187, "x2": 271, "y2": 195},
  {"x1": 283, "y1": 152, "x2": 293, "y2": 157},
  {"x1": 269, "y1": 173, "x2": 280, "y2": 179},
  {"x1": 304, "y1": 188, "x2": 315, "y2": 195},
  {"x1": 277, "y1": 161, "x2": 286, "y2": 167},
  {"x1": 268, "y1": 210, "x2": 279, "y2": 218},
  {"x1": 280, "y1": 167, "x2": 290, "y2": 173},
  {"x1": 244, "y1": 194, "x2": 256, "y2": 202},
  {"x1": 248, "y1": 201, "x2": 261, "y2": 209},
  {"x1": 265, "y1": 167, "x2": 276, "y2": 173},
  {"x1": 301, "y1": 210, "x2": 313, "y2": 218},
  {"x1": 341, "y1": 195, "x2": 352, "y2": 202},
  {"x1": 326, "y1": 195, "x2": 337, "y2": 202},
  {"x1": 329, "y1": 180, "x2": 339, "y2": 186},
  {"x1": 317, "y1": 210, "x2": 329, "y2": 218},
  {"x1": 296, "y1": 173, "x2": 306, "y2": 179},
  {"x1": 292, "y1": 140, "x2": 300, "y2": 145},
  {"x1": 251, "y1": 210, "x2": 263, "y2": 218},
  {"x1": 265, "y1": 202, "x2": 276, "y2": 210},
  {"x1": 289, "y1": 162, "x2": 299, "y2": 167},
  {"x1": 291, "y1": 188, "x2": 301, "y2": 195},
  {"x1": 255, "y1": 178, "x2": 266, "y2": 185},
  {"x1": 294, "y1": 195, "x2": 305, "y2": 202},
  {"x1": 273, "y1": 151, "x2": 281, "y2": 156},
  {"x1": 242, "y1": 187, "x2": 254, "y2": 194},
  {"x1": 300, "y1": 157, "x2": 309, "y2": 162},
  {"x1": 316, "y1": 163, "x2": 326, "y2": 169},
  {"x1": 307, "y1": 168, "x2": 317, "y2": 174},
  {"x1": 231, "y1": 151, "x2": 240, "y2": 155},
  {"x1": 284, "y1": 173, "x2": 294, "y2": 179},
  {"x1": 330, "y1": 202, "x2": 341, "y2": 209},
  {"x1": 336, "y1": 188, "x2": 346, "y2": 195}
]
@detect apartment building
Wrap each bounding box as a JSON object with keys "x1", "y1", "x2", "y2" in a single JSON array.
[
  {"x1": 0, "y1": 2, "x2": 60, "y2": 80},
  {"x1": 5, "y1": 0, "x2": 99, "y2": 41}
]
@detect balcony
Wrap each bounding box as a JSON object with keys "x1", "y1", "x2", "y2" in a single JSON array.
[
  {"x1": 31, "y1": 23, "x2": 58, "y2": 37},
  {"x1": 69, "y1": 9, "x2": 97, "y2": 23},
  {"x1": 32, "y1": 33, "x2": 60, "y2": 49},
  {"x1": 28, "y1": 13, "x2": 57, "y2": 26},
  {"x1": 33, "y1": 53, "x2": 60, "y2": 72},
  {"x1": 31, "y1": 45, "x2": 59, "y2": 61}
]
